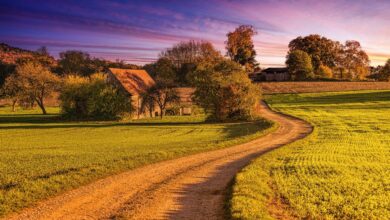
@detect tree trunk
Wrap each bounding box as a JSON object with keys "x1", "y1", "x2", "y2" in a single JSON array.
[
  {"x1": 36, "y1": 98, "x2": 47, "y2": 115},
  {"x1": 159, "y1": 106, "x2": 164, "y2": 119},
  {"x1": 12, "y1": 99, "x2": 17, "y2": 112}
]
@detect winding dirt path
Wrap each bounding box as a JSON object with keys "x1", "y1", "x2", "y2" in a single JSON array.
[{"x1": 5, "y1": 102, "x2": 312, "y2": 220}]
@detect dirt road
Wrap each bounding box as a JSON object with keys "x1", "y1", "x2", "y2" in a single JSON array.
[{"x1": 5, "y1": 102, "x2": 312, "y2": 220}]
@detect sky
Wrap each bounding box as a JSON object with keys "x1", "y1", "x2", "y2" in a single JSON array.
[{"x1": 0, "y1": 0, "x2": 389, "y2": 67}]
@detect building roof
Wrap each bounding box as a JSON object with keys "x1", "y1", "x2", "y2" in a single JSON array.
[
  {"x1": 108, "y1": 68, "x2": 155, "y2": 95},
  {"x1": 262, "y1": 67, "x2": 288, "y2": 74}
]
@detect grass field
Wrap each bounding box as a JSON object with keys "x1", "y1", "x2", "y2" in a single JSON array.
[
  {"x1": 0, "y1": 107, "x2": 274, "y2": 216},
  {"x1": 258, "y1": 81, "x2": 390, "y2": 94},
  {"x1": 230, "y1": 90, "x2": 390, "y2": 220}
]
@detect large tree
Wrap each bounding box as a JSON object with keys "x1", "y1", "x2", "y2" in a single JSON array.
[
  {"x1": 154, "y1": 40, "x2": 222, "y2": 85},
  {"x1": 191, "y1": 59, "x2": 261, "y2": 121},
  {"x1": 13, "y1": 61, "x2": 59, "y2": 114},
  {"x1": 340, "y1": 41, "x2": 370, "y2": 80},
  {"x1": 58, "y1": 50, "x2": 95, "y2": 76},
  {"x1": 288, "y1": 34, "x2": 340, "y2": 71},
  {"x1": 286, "y1": 50, "x2": 314, "y2": 80},
  {"x1": 226, "y1": 25, "x2": 258, "y2": 72}
]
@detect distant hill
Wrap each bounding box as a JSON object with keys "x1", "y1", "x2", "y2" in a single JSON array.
[{"x1": 0, "y1": 43, "x2": 57, "y2": 66}]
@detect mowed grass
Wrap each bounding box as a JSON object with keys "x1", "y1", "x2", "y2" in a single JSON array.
[
  {"x1": 0, "y1": 107, "x2": 274, "y2": 216},
  {"x1": 230, "y1": 90, "x2": 390, "y2": 220}
]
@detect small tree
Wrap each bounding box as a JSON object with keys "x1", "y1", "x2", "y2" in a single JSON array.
[
  {"x1": 10, "y1": 61, "x2": 59, "y2": 114},
  {"x1": 1, "y1": 74, "x2": 22, "y2": 111},
  {"x1": 142, "y1": 83, "x2": 179, "y2": 119},
  {"x1": 286, "y1": 50, "x2": 314, "y2": 80}
]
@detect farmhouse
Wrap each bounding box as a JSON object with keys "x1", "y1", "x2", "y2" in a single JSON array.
[
  {"x1": 250, "y1": 67, "x2": 290, "y2": 82},
  {"x1": 107, "y1": 68, "x2": 194, "y2": 118}
]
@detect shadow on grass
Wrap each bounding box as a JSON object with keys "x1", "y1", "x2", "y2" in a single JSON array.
[{"x1": 280, "y1": 91, "x2": 390, "y2": 105}]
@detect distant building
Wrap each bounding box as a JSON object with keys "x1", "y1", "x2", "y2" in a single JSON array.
[{"x1": 250, "y1": 67, "x2": 290, "y2": 82}]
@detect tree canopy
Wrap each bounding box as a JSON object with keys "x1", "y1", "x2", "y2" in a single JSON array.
[
  {"x1": 191, "y1": 58, "x2": 261, "y2": 121},
  {"x1": 226, "y1": 25, "x2": 258, "y2": 72},
  {"x1": 288, "y1": 34, "x2": 340, "y2": 70},
  {"x1": 146, "y1": 40, "x2": 222, "y2": 86},
  {"x1": 286, "y1": 50, "x2": 314, "y2": 80},
  {"x1": 5, "y1": 61, "x2": 60, "y2": 114}
]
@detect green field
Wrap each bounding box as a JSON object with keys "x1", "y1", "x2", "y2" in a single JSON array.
[
  {"x1": 0, "y1": 107, "x2": 274, "y2": 216},
  {"x1": 230, "y1": 91, "x2": 390, "y2": 220}
]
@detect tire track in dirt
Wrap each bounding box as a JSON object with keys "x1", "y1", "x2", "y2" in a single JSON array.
[{"x1": 5, "y1": 101, "x2": 312, "y2": 220}]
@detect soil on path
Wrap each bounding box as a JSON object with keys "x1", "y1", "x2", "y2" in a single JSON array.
[{"x1": 5, "y1": 102, "x2": 312, "y2": 220}]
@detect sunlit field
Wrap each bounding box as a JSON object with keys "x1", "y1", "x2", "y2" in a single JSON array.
[
  {"x1": 230, "y1": 90, "x2": 390, "y2": 220},
  {"x1": 0, "y1": 107, "x2": 274, "y2": 216}
]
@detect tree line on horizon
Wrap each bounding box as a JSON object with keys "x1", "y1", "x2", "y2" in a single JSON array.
[{"x1": 1, "y1": 26, "x2": 390, "y2": 120}]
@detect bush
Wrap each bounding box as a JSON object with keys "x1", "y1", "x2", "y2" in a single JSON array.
[{"x1": 60, "y1": 73, "x2": 132, "y2": 119}]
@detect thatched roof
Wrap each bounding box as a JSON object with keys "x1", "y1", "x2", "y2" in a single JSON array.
[{"x1": 108, "y1": 68, "x2": 155, "y2": 96}]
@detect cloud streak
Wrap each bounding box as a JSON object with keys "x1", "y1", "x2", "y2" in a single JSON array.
[{"x1": 0, "y1": 0, "x2": 389, "y2": 67}]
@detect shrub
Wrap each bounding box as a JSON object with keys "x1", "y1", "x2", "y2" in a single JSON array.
[{"x1": 60, "y1": 73, "x2": 132, "y2": 119}]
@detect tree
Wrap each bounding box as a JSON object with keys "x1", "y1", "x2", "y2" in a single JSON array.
[
  {"x1": 226, "y1": 25, "x2": 258, "y2": 72},
  {"x1": 341, "y1": 41, "x2": 370, "y2": 80},
  {"x1": 36, "y1": 46, "x2": 49, "y2": 56},
  {"x1": 288, "y1": 35, "x2": 340, "y2": 71},
  {"x1": 153, "y1": 57, "x2": 176, "y2": 84},
  {"x1": 286, "y1": 50, "x2": 314, "y2": 80},
  {"x1": 159, "y1": 40, "x2": 222, "y2": 85},
  {"x1": 317, "y1": 65, "x2": 333, "y2": 79},
  {"x1": 141, "y1": 83, "x2": 179, "y2": 119},
  {"x1": 191, "y1": 59, "x2": 261, "y2": 121},
  {"x1": 1, "y1": 73, "x2": 22, "y2": 111},
  {"x1": 58, "y1": 50, "x2": 94, "y2": 76},
  {"x1": 14, "y1": 61, "x2": 60, "y2": 114},
  {"x1": 378, "y1": 59, "x2": 390, "y2": 81},
  {"x1": 0, "y1": 61, "x2": 16, "y2": 88}
]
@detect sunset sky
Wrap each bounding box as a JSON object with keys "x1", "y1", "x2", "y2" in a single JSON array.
[{"x1": 1, "y1": 0, "x2": 389, "y2": 67}]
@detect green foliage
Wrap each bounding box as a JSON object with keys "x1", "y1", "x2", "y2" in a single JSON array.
[
  {"x1": 286, "y1": 50, "x2": 314, "y2": 80},
  {"x1": 226, "y1": 25, "x2": 258, "y2": 72},
  {"x1": 230, "y1": 90, "x2": 390, "y2": 219},
  {"x1": 153, "y1": 57, "x2": 177, "y2": 84},
  {"x1": 191, "y1": 59, "x2": 261, "y2": 121},
  {"x1": 58, "y1": 51, "x2": 95, "y2": 76},
  {"x1": 0, "y1": 107, "x2": 274, "y2": 217},
  {"x1": 60, "y1": 73, "x2": 132, "y2": 119}
]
